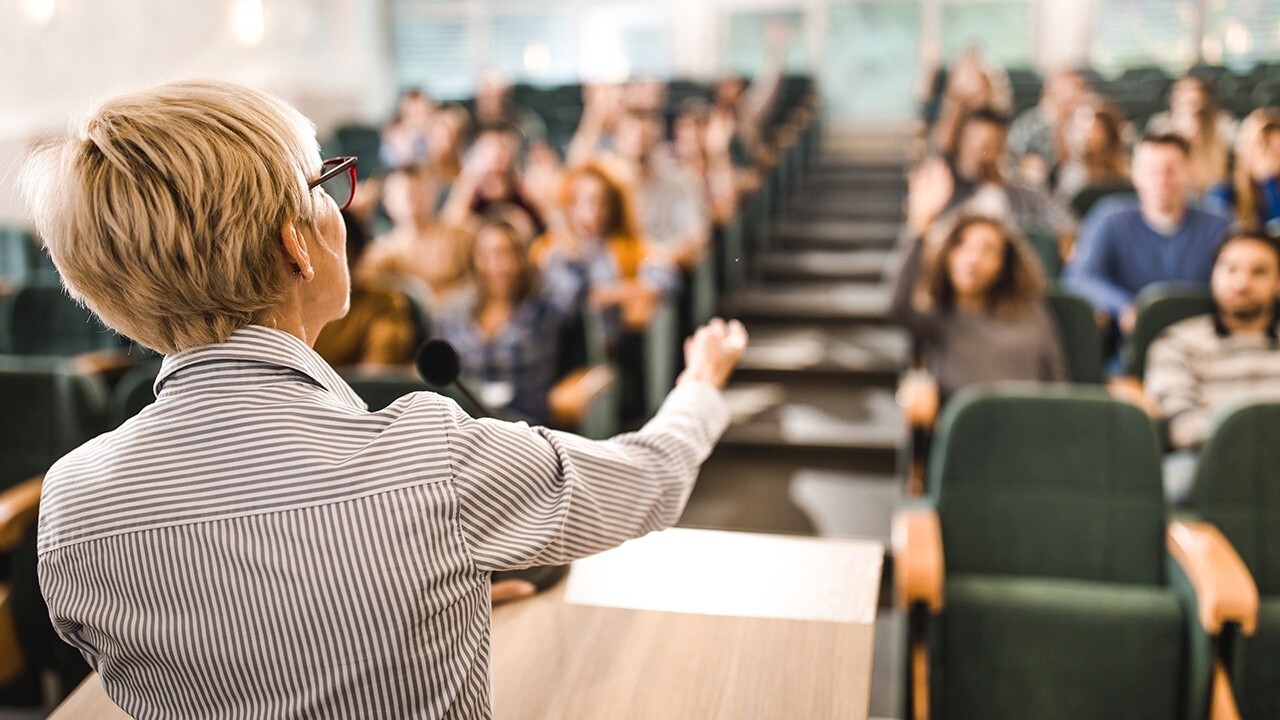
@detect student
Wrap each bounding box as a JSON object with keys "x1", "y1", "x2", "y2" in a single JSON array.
[
  {"x1": 942, "y1": 107, "x2": 1077, "y2": 251},
  {"x1": 1147, "y1": 75, "x2": 1236, "y2": 195},
  {"x1": 435, "y1": 220, "x2": 565, "y2": 425},
  {"x1": 1007, "y1": 69, "x2": 1090, "y2": 187},
  {"x1": 891, "y1": 159, "x2": 1068, "y2": 404},
  {"x1": 1064, "y1": 133, "x2": 1233, "y2": 336},
  {"x1": 1205, "y1": 107, "x2": 1280, "y2": 236},
  {"x1": 1056, "y1": 99, "x2": 1133, "y2": 217},
  {"x1": 1146, "y1": 231, "x2": 1280, "y2": 502}
]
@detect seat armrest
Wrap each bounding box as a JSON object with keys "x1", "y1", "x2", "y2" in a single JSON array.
[
  {"x1": 0, "y1": 476, "x2": 43, "y2": 554},
  {"x1": 892, "y1": 507, "x2": 945, "y2": 612},
  {"x1": 549, "y1": 364, "x2": 617, "y2": 429},
  {"x1": 1168, "y1": 520, "x2": 1259, "y2": 636},
  {"x1": 897, "y1": 372, "x2": 940, "y2": 431}
]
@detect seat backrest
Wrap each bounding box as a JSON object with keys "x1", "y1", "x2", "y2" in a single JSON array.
[
  {"x1": 0, "y1": 228, "x2": 36, "y2": 288},
  {"x1": 1191, "y1": 402, "x2": 1280, "y2": 596},
  {"x1": 110, "y1": 360, "x2": 163, "y2": 427},
  {"x1": 342, "y1": 371, "x2": 482, "y2": 417},
  {"x1": 1023, "y1": 229, "x2": 1063, "y2": 279},
  {"x1": 1122, "y1": 282, "x2": 1214, "y2": 378},
  {"x1": 929, "y1": 386, "x2": 1167, "y2": 584},
  {"x1": 1045, "y1": 289, "x2": 1105, "y2": 384},
  {"x1": 9, "y1": 286, "x2": 125, "y2": 356},
  {"x1": 0, "y1": 356, "x2": 110, "y2": 491}
]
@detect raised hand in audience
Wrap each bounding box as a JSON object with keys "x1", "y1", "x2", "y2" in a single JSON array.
[{"x1": 906, "y1": 157, "x2": 954, "y2": 236}]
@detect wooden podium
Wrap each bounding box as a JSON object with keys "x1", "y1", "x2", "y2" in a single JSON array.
[{"x1": 51, "y1": 528, "x2": 883, "y2": 719}]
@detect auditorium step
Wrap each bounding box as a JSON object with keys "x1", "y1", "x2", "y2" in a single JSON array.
[
  {"x1": 770, "y1": 218, "x2": 901, "y2": 250},
  {"x1": 756, "y1": 248, "x2": 889, "y2": 282},
  {"x1": 786, "y1": 194, "x2": 904, "y2": 221},
  {"x1": 734, "y1": 322, "x2": 908, "y2": 383},
  {"x1": 719, "y1": 381, "x2": 903, "y2": 456},
  {"x1": 723, "y1": 281, "x2": 890, "y2": 323}
]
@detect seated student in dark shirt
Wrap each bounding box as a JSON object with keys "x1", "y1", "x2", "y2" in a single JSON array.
[{"x1": 892, "y1": 158, "x2": 1068, "y2": 418}]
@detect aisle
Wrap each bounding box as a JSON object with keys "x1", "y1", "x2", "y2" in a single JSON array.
[{"x1": 678, "y1": 128, "x2": 911, "y2": 719}]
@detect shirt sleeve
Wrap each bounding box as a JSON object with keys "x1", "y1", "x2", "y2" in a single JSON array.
[
  {"x1": 1145, "y1": 327, "x2": 1208, "y2": 450},
  {"x1": 1062, "y1": 211, "x2": 1133, "y2": 317},
  {"x1": 444, "y1": 380, "x2": 731, "y2": 571}
]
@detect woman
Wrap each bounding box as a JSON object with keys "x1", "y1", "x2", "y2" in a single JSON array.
[
  {"x1": 1147, "y1": 75, "x2": 1235, "y2": 195},
  {"x1": 672, "y1": 98, "x2": 739, "y2": 226},
  {"x1": 423, "y1": 104, "x2": 469, "y2": 187},
  {"x1": 1206, "y1": 107, "x2": 1280, "y2": 236},
  {"x1": 534, "y1": 163, "x2": 678, "y2": 342},
  {"x1": 435, "y1": 220, "x2": 564, "y2": 424},
  {"x1": 23, "y1": 80, "x2": 745, "y2": 718},
  {"x1": 1057, "y1": 99, "x2": 1133, "y2": 218},
  {"x1": 357, "y1": 164, "x2": 472, "y2": 305},
  {"x1": 893, "y1": 160, "x2": 1068, "y2": 403}
]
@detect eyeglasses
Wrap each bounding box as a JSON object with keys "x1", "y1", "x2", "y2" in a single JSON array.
[{"x1": 309, "y1": 156, "x2": 358, "y2": 212}]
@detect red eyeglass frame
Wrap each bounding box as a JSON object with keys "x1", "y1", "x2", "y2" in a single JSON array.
[{"x1": 309, "y1": 156, "x2": 359, "y2": 211}]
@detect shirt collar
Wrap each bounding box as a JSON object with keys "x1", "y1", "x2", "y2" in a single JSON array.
[{"x1": 155, "y1": 325, "x2": 368, "y2": 411}]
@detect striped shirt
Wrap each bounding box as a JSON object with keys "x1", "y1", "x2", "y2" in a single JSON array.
[
  {"x1": 37, "y1": 325, "x2": 730, "y2": 719},
  {"x1": 1146, "y1": 313, "x2": 1280, "y2": 449}
]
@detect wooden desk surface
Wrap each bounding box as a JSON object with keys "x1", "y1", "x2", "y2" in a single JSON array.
[{"x1": 51, "y1": 528, "x2": 884, "y2": 720}]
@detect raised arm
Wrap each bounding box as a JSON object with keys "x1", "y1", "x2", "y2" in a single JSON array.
[{"x1": 448, "y1": 319, "x2": 747, "y2": 571}]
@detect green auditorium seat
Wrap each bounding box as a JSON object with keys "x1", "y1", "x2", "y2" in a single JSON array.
[
  {"x1": 110, "y1": 359, "x2": 163, "y2": 427},
  {"x1": 333, "y1": 123, "x2": 383, "y2": 179},
  {"x1": 1180, "y1": 402, "x2": 1280, "y2": 719},
  {"x1": 1023, "y1": 229, "x2": 1063, "y2": 279},
  {"x1": 1045, "y1": 289, "x2": 1105, "y2": 384},
  {"x1": 7, "y1": 285, "x2": 127, "y2": 357},
  {"x1": 0, "y1": 356, "x2": 110, "y2": 492},
  {"x1": 894, "y1": 387, "x2": 1214, "y2": 720},
  {"x1": 643, "y1": 302, "x2": 679, "y2": 418},
  {"x1": 0, "y1": 228, "x2": 36, "y2": 290},
  {"x1": 1121, "y1": 283, "x2": 1215, "y2": 379}
]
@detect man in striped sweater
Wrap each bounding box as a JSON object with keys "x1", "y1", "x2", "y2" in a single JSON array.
[{"x1": 1146, "y1": 230, "x2": 1280, "y2": 502}]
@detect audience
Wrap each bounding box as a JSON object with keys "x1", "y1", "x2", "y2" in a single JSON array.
[
  {"x1": 443, "y1": 122, "x2": 546, "y2": 234},
  {"x1": 380, "y1": 89, "x2": 436, "y2": 169},
  {"x1": 611, "y1": 109, "x2": 711, "y2": 271},
  {"x1": 1007, "y1": 69, "x2": 1090, "y2": 187},
  {"x1": 474, "y1": 69, "x2": 547, "y2": 144},
  {"x1": 892, "y1": 159, "x2": 1068, "y2": 405},
  {"x1": 1206, "y1": 107, "x2": 1280, "y2": 236},
  {"x1": 435, "y1": 220, "x2": 565, "y2": 424},
  {"x1": 535, "y1": 163, "x2": 678, "y2": 339},
  {"x1": 313, "y1": 211, "x2": 418, "y2": 368},
  {"x1": 927, "y1": 46, "x2": 1013, "y2": 158},
  {"x1": 671, "y1": 98, "x2": 740, "y2": 227},
  {"x1": 1056, "y1": 98, "x2": 1133, "y2": 217},
  {"x1": 1064, "y1": 133, "x2": 1232, "y2": 335},
  {"x1": 423, "y1": 104, "x2": 470, "y2": 186},
  {"x1": 942, "y1": 107, "x2": 1077, "y2": 247},
  {"x1": 358, "y1": 165, "x2": 472, "y2": 306},
  {"x1": 1147, "y1": 75, "x2": 1236, "y2": 195},
  {"x1": 1146, "y1": 231, "x2": 1280, "y2": 502}
]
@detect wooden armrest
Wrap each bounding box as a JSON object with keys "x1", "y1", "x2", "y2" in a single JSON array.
[
  {"x1": 897, "y1": 373, "x2": 940, "y2": 431},
  {"x1": 0, "y1": 476, "x2": 43, "y2": 554},
  {"x1": 549, "y1": 365, "x2": 617, "y2": 429},
  {"x1": 0, "y1": 584, "x2": 24, "y2": 685},
  {"x1": 73, "y1": 348, "x2": 135, "y2": 379},
  {"x1": 892, "y1": 507, "x2": 945, "y2": 612},
  {"x1": 1169, "y1": 521, "x2": 1259, "y2": 636}
]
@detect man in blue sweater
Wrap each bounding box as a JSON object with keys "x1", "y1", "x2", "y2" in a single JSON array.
[{"x1": 1064, "y1": 133, "x2": 1232, "y2": 335}]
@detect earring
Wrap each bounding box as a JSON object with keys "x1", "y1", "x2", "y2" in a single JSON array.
[{"x1": 292, "y1": 265, "x2": 302, "y2": 276}]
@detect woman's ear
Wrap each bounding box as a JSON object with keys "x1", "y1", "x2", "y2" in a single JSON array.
[{"x1": 280, "y1": 218, "x2": 315, "y2": 281}]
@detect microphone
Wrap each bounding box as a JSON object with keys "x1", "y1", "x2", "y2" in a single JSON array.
[{"x1": 415, "y1": 339, "x2": 498, "y2": 419}]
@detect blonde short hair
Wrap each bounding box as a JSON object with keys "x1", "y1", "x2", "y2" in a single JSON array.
[{"x1": 22, "y1": 80, "x2": 320, "y2": 353}]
